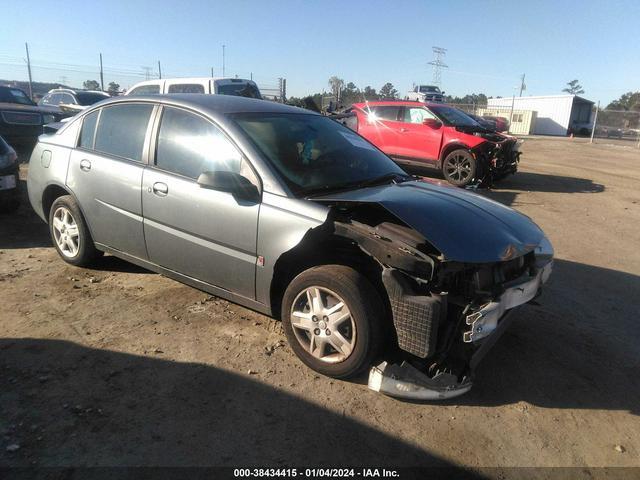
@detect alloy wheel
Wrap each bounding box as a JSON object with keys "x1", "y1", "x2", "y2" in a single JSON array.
[
  {"x1": 290, "y1": 286, "x2": 356, "y2": 364},
  {"x1": 445, "y1": 153, "x2": 473, "y2": 182},
  {"x1": 52, "y1": 206, "x2": 80, "y2": 258}
]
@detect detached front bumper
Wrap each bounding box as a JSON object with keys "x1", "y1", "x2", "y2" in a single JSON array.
[{"x1": 369, "y1": 253, "x2": 553, "y2": 401}]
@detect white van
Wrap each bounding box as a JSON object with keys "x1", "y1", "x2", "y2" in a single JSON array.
[{"x1": 125, "y1": 77, "x2": 262, "y2": 99}]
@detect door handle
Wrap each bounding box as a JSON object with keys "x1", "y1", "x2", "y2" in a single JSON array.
[
  {"x1": 79, "y1": 159, "x2": 91, "y2": 171},
  {"x1": 152, "y1": 182, "x2": 168, "y2": 196},
  {"x1": 399, "y1": 128, "x2": 409, "y2": 132}
]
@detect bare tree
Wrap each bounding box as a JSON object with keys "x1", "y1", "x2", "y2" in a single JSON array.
[{"x1": 328, "y1": 76, "x2": 345, "y2": 103}]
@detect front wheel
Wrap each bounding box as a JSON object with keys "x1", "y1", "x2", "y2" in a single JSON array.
[
  {"x1": 48, "y1": 195, "x2": 102, "y2": 266},
  {"x1": 442, "y1": 149, "x2": 477, "y2": 187},
  {"x1": 281, "y1": 265, "x2": 384, "y2": 378}
]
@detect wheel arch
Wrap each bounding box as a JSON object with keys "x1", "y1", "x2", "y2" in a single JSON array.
[
  {"x1": 439, "y1": 142, "x2": 472, "y2": 166},
  {"x1": 41, "y1": 183, "x2": 97, "y2": 242},
  {"x1": 269, "y1": 233, "x2": 391, "y2": 325}
]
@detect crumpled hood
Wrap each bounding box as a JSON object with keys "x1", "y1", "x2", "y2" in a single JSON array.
[{"x1": 314, "y1": 180, "x2": 546, "y2": 263}]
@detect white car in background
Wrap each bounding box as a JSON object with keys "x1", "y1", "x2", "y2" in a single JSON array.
[{"x1": 125, "y1": 77, "x2": 262, "y2": 99}]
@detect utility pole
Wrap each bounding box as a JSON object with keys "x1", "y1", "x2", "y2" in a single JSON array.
[
  {"x1": 222, "y1": 44, "x2": 226, "y2": 77},
  {"x1": 158, "y1": 61, "x2": 162, "y2": 79},
  {"x1": 590, "y1": 101, "x2": 599, "y2": 144},
  {"x1": 25, "y1": 42, "x2": 33, "y2": 99},
  {"x1": 250, "y1": 72, "x2": 253, "y2": 81},
  {"x1": 519, "y1": 73, "x2": 526, "y2": 97},
  {"x1": 99, "y1": 53, "x2": 104, "y2": 91},
  {"x1": 211, "y1": 67, "x2": 214, "y2": 78},
  {"x1": 428, "y1": 46, "x2": 448, "y2": 87},
  {"x1": 509, "y1": 93, "x2": 516, "y2": 134}
]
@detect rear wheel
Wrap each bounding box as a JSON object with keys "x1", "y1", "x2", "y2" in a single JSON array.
[
  {"x1": 442, "y1": 149, "x2": 476, "y2": 186},
  {"x1": 48, "y1": 195, "x2": 102, "y2": 266},
  {"x1": 281, "y1": 265, "x2": 384, "y2": 378}
]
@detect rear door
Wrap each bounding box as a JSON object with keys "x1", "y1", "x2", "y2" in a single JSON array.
[
  {"x1": 356, "y1": 105, "x2": 403, "y2": 156},
  {"x1": 141, "y1": 106, "x2": 260, "y2": 299},
  {"x1": 67, "y1": 103, "x2": 155, "y2": 259},
  {"x1": 395, "y1": 106, "x2": 443, "y2": 163}
]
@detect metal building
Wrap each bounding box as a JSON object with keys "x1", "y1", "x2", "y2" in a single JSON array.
[{"x1": 487, "y1": 94, "x2": 594, "y2": 136}]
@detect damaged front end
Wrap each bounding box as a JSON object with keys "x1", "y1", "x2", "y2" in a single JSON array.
[
  {"x1": 314, "y1": 182, "x2": 553, "y2": 400},
  {"x1": 465, "y1": 128, "x2": 522, "y2": 187}
]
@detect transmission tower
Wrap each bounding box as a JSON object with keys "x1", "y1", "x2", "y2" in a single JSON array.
[
  {"x1": 141, "y1": 66, "x2": 153, "y2": 80},
  {"x1": 428, "y1": 46, "x2": 448, "y2": 87}
]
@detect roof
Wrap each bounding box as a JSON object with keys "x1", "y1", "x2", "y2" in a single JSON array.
[
  {"x1": 87, "y1": 94, "x2": 312, "y2": 116},
  {"x1": 488, "y1": 94, "x2": 594, "y2": 105},
  {"x1": 352, "y1": 100, "x2": 424, "y2": 108}
]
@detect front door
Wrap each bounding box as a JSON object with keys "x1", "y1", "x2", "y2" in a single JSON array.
[
  {"x1": 142, "y1": 106, "x2": 260, "y2": 299},
  {"x1": 66, "y1": 103, "x2": 155, "y2": 259}
]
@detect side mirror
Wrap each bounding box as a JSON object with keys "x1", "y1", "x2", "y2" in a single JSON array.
[
  {"x1": 423, "y1": 118, "x2": 442, "y2": 129},
  {"x1": 197, "y1": 170, "x2": 260, "y2": 203},
  {"x1": 441, "y1": 91, "x2": 446, "y2": 95}
]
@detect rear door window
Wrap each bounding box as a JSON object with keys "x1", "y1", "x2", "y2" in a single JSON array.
[
  {"x1": 94, "y1": 104, "x2": 153, "y2": 162},
  {"x1": 79, "y1": 110, "x2": 99, "y2": 149},
  {"x1": 167, "y1": 84, "x2": 205, "y2": 94},
  {"x1": 370, "y1": 106, "x2": 401, "y2": 122},
  {"x1": 155, "y1": 107, "x2": 245, "y2": 179}
]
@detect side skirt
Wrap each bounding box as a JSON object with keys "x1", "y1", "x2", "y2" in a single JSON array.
[{"x1": 95, "y1": 243, "x2": 273, "y2": 316}]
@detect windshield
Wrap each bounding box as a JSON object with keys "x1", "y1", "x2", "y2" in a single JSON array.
[
  {"x1": 76, "y1": 92, "x2": 109, "y2": 106},
  {"x1": 0, "y1": 88, "x2": 35, "y2": 106},
  {"x1": 233, "y1": 113, "x2": 407, "y2": 196},
  {"x1": 419, "y1": 86, "x2": 440, "y2": 93},
  {"x1": 428, "y1": 105, "x2": 480, "y2": 127},
  {"x1": 217, "y1": 83, "x2": 262, "y2": 99}
]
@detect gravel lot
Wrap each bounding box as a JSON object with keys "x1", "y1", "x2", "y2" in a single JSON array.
[{"x1": 1, "y1": 137, "x2": 639, "y2": 471}]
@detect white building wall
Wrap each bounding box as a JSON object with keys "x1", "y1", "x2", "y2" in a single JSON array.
[{"x1": 487, "y1": 95, "x2": 576, "y2": 136}]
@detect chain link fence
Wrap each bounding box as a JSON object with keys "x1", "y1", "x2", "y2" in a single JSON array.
[
  {"x1": 590, "y1": 108, "x2": 640, "y2": 145},
  {"x1": 0, "y1": 51, "x2": 285, "y2": 102}
]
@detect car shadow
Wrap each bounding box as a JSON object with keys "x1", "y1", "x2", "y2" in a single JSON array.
[
  {"x1": 479, "y1": 171, "x2": 605, "y2": 208},
  {"x1": 405, "y1": 167, "x2": 604, "y2": 208},
  {"x1": 0, "y1": 338, "x2": 473, "y2": 473},
  {"x1": 0, "y1": 179, "x2": 51, "y2": 249},
  {"x1": 445, "y1": 259, "x2": 640, "y2": 415}
]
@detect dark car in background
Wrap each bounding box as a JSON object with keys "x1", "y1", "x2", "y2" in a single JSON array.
[
  {"x1": 39, "y1": 88, "x2": 111, "y2": 118},
  {"x1": 468, "y1": 114, "x2": 510, "y2": 133},
  {"x1": 0, "y1": 86, "x2": 61, "y2": 145},
  {"x1": 0, "y1": 135, "x2": 19, "y2": 212}
]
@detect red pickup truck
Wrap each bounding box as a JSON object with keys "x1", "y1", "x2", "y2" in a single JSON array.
[{"x1": 337, "y1": 101, "x2": 520, "y2": 187}]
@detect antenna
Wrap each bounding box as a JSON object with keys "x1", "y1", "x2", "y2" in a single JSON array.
[{"x1": 428, "y1": 46, "x2": 448, "y2": 87}]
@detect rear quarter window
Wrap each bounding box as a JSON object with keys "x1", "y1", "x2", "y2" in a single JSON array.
[
  {"x1": 79, "y1": 110, "x2": 99, "y2": 149},
  {"x1": 94, "y1": 104, "x2": 153, "y2": 162}
]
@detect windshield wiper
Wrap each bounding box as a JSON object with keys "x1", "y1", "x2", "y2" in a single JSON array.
[
  {"x1": 302, "y1": 173, "x2": 412, "y2": 198},
  {"x1": 358, "y1": 172, "x2": 412, "y2": 188}
]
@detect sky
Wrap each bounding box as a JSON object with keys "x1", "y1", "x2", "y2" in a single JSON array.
[{"x1": 1, "y1": 0, "x2": 638, "y2": 104}]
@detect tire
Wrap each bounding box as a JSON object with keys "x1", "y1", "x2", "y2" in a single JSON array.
[
  {"x1": 48, "y1": 195, "x2": 102, "y2": 266},
  {"x1": 281, "y1": 265, "x2": 384, "y2": 379},
  {"x1": 442, "y1": 149, "x2": 477, "y2": 187}
]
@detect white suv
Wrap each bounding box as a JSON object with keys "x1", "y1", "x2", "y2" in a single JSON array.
[{"x1": 125, "y1": 77, "x2": 262, "y2": 99}]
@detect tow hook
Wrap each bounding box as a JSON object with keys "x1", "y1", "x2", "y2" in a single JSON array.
[{"x1": 368, "y1": 361, "x2": 472, "y2": 400}]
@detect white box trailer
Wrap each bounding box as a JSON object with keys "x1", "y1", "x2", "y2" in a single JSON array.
[{"x1": 487, "y1": 95, "x2": 594, "y2": 136}]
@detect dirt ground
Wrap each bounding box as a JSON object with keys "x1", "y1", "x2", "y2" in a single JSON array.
[{"x1": 1, "y1": 137, "x2": 639, "y2": 471}]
